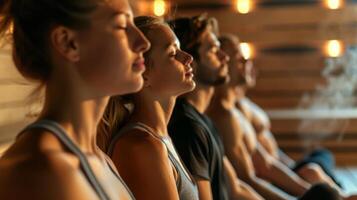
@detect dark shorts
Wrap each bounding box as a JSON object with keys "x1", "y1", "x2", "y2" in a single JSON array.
[{"x1": 298, "y1": 183, "x2": 341, "y2": 200}]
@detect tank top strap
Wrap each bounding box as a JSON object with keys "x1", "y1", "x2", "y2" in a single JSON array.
[
  {"x1": 20, "y1": 119, "x2": 110, "y2": 200},
  {"x1": 103, "y1": 156, "x2": 136, "y2": 199}
]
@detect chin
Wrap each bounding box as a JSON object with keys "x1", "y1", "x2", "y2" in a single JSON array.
[
  {"x1": 187, "y1": 81, "x2": 196, "y2": 91},
  {"x1": 120, "y1": 78, "x2": 144, "y2": 95},
  {"x1": 185, "y1": 78, "x2": 196, "y2": 88},
  {"x1": 211, "y1": 75, "x2": 229, "y2": 86},
  {"x1": 176, "y1": 82, "x2": 196, "y2": 96}
]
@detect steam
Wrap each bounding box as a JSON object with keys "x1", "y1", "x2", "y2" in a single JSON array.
[{"x1": 297, "y1": 47, "x2": 357, "y2": 149}]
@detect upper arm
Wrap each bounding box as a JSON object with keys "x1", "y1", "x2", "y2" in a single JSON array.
[
  {"x1": 208, "y1": 109, "x2": 242, "y2": 150},
  {"x1": 196, "y1": 179, "x2": 213, "y2": 200},
  {"x1": 209, "y1": 110, "x2": 255, "y2": 181},
  {"x1": 111, "y1": 132, "x2": 179, "y2": 200},
  {"x1": 252, "y1": 143, "x2": 274, "y2": 177},
  {"x1": 223, "y1": 156, "x2": 243, "y2": 196},
  {"x1": 257, "y1": 130, "x2": 280, "y2": 158}
]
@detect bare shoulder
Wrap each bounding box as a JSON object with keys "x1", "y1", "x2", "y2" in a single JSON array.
[
  {"x1": 0, "y1": 144, "x2": 96, "y2": 199},
  {"x1": 208, "y1": 102, "x2": 234, "y2": 122},
  {"x1": 244, "y1": 98, "x2": 267, "y2": 117},
  {"x1": 244, "y1": 97, "x2": 271, "y2": 128},
  {"x1": 111, "y1": 128, "x2": 169, "y2": 165},
  {"x1": 0, "y1": 130, "x2": 96, "y2": 200},
  {"x1": 110, "y1": 129, "x2": 178, "y2": 199},
  {"x1": 208, "y1": 105, "x2": 243, "y2": 146}
]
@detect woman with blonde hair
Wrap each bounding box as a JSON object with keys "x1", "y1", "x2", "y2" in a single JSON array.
[
  {"x1": 98, "y1": 16, "x2": 199, "y2": 200},
  {"x1": 0, "y1": 0, "x2": 150, "y2": 199}
]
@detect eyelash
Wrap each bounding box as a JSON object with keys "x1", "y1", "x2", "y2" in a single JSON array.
[
  {"x1": 170, "y1": 52, "x2": 177, "y2": 57},
  {"x1": 115, "y1": 24, "x2": 128, "y2": 30}
]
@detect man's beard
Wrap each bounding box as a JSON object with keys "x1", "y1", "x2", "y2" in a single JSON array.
[
  {"x1": 196, "y1": 73, "x2": 230, "y2": 86},
  {"x1": 195, "y1": 63, "x2": 230, "y2": 86}
]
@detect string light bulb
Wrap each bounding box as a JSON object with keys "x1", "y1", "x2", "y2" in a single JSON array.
[
  {"x1": 154, "y1": 0, "x2": 166, "y2": 16},
  {"x1": 325, "y1": 40, "x2": 343, "y2": 57},
  {"x1": 325, "y1": 0, "x2": 342, "y2": 10},
  {"x1": 240, "y1": 42, "x2": 254, "y2": 59},
  {"x1": 236, "y1": 0, "x2": 253, "y2": 14}
]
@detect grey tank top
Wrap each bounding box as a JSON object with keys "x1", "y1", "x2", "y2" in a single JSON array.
[
  {"x1": 107, "y1": 122, "x2": 199, "y2": 200},
  {"x1": 19, "y1": 119, "x2": 135, "y2": 200}
]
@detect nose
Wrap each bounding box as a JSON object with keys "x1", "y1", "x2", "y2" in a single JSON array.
[
  {"x1": 218, "y1": 49, "x2": 230, "y2": 64},
  {"x1": 132, "y1": 26, "x2": 151, "y2": 54},
  {"x1": 183, "y1": 51, "x2": 193, "y2": 66},
  {"x1": 179, "y1": 50, "x2": 194, "y2": 66},
  {"x1": 246, "y1": 59, "x2": 256, "y2": 74}
]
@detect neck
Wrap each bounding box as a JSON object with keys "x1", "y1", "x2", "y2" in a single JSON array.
[
  {"x1": 236, "y1": 85, "x2": 248, "y2": 101},
  {"x1": 40, "y1": 71, "x2": 108, "y2": 154},
  {"x1": 211, "y1": 84, "x2": 237, "y2": 109},
  {"x1": 185, "y1": 82, "x2": 215, "y2": 114},
  {"x1": 131, "y1": 93, "x2": 176, "y2": 137}
]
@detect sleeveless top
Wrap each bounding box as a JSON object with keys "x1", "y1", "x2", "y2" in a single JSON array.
[
  {"x1": 18, "y1": 119, "x2": 135, "y2": 200},
  {"x1": 107, "y1": 122, "x2": 199, "y2": 200}
]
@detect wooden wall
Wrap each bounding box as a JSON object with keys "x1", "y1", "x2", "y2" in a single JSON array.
[
  {"x1": 133, "y1": 0, "x2": 357, "y2": 165},
  {"x1": 0, "y1": 43, "x2": 39, "y2": 153}
]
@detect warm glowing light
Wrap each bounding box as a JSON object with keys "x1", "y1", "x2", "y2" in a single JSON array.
[
  {"x1": 325, "y1": 0, "x2": 342, "y2": 10},
  {"x1": 236, "y1": 0, "x2": 252, "y2": 14},
  {"x1": 7, "y1": 22, "x2": 13, "y2": 34},
  {"x1": 154, "y1": 0, "x2": 166, "y2": 16},
  {"x1": 325, "y1": 40, "x2": 343, "y2": 57},
  {"x1": 240, "y1": 42, "x2": 253, "y2": 59}
]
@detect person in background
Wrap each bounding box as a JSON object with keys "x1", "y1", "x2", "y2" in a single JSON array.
[
  {"x1": 168, "y1": 14, "x2": 264, "y2": 200},
  {"x1": 207, "y1": 33, "x2": 346, "y2": 200},
  {"x1": 98, "y1": 16, "x2": 199, "y2": 200}
]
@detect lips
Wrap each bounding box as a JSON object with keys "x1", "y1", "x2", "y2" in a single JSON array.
[
  {"x1": 185, "y1": 67, "x2": 194, "y2": 77},
  {"x1": 133, "y1": 58, "x2": 146, "y2": 72}
]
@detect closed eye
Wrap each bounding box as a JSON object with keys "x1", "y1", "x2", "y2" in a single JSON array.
[
  {"x1": 168, "y1": 49, "x2": 177, "y2": 57},
  {"x1": 114, "y1": 25, "x2": 128, "y2": 31}
]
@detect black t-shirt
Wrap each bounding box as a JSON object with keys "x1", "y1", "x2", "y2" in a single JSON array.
[{"x1": 168, "y1": 98, "x2": 229, "y2": 200}]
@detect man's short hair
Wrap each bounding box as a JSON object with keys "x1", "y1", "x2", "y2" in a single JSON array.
[{"x1": 168, "y1": 14, "x2": 219, "y2": 60}]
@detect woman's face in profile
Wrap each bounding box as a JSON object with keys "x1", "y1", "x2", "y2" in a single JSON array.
[
  {"x1": 74, "y1": 0, "x2": 151, "y2": 97},
  {"x1": 143, "y1": 25, "x2": 195, "y2": 97}
]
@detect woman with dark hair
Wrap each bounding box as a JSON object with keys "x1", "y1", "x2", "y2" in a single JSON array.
[
  {"x1": 0, "y1": 0, "x2": 150, "y2": 199},
  {"x1": 98, "y1": 16, "x2": 199, "y2": 200}
]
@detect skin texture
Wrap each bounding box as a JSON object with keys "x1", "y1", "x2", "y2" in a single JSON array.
[
  {"x1": 207, "y1": 34, "x2": 315, "y2": 200},
  {"x1": 110, "y1": 24, "x2": 195, "y2": 200},
  {"x1": 0, "y1": 0, "x2": 150, "y2": 199}
]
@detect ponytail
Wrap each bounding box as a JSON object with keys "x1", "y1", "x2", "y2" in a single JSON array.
[{"x1": 97, "y1": 95, "x2": 133, "y2": 152}]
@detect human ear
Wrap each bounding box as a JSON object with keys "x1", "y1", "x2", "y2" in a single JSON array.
[{"x1": 50, "y1": 26, "x2": 80, "y2": 62}]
